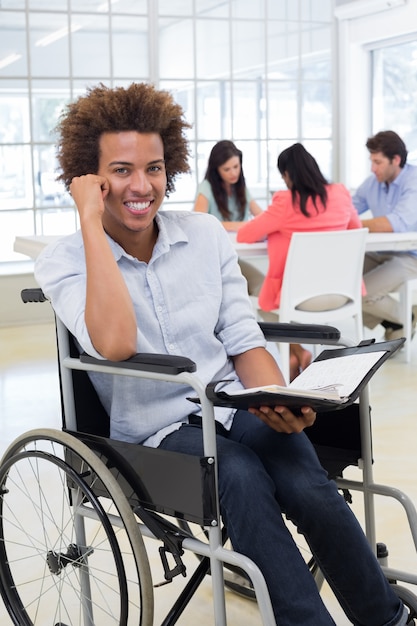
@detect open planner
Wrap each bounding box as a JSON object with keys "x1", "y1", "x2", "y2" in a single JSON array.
[{"x1": 204, "y1": 337, "x2": 405, "y2": 413}]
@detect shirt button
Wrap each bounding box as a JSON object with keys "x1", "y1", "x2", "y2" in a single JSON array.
[
  {"x1": 168, "y1": 344, "x2": 175, "y2": 351},
  {"x1": 157, "y1": 306, "x2": 163, "y2": 312}
]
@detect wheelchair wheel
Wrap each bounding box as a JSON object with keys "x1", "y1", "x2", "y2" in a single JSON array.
[
  {"x1": 390, "y1": 584, "x2": 417, "y2": 624},
  {"x1": 0, "y1": 429, "x2": 154, "y2": 626}
]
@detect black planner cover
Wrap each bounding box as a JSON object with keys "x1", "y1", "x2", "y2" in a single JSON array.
[{"x1": 203, "y1": 337, "x2": 405, "y2": 413}]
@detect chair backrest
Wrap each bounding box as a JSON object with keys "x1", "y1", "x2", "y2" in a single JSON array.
[
  {"x1": 279, "y1": 228, "x2": 368, "y2": 338},
  {"x1": 65, "y1": 331, "x2": 111, "y2": 437}
]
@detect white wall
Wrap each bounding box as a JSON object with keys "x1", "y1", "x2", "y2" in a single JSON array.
[
  {"x1": 0, "y1": 273, "x2": 53, "y2": 327},
  {"x1": 335, "y1": 0, "x2": 417, "y2": 189}
]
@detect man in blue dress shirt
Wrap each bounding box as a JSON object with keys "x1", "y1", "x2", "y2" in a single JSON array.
[{"x1": 353, "y1": 130, "x2": 417, "y2": 339}]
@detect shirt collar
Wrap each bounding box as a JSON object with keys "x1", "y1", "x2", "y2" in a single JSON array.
[
  {"x1": 383, "y1": 163, "x2": 408, "y2": 190},
  {"x1": 104, "y1": 211, "x2": 190, "y2": 263}
]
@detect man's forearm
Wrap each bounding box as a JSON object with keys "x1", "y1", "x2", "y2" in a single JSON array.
[
  {"x1": 361, "y1": 215, "x2": 393, "y2": 232},
  {"x1": 233, "y1": 347, "x2": 286, "y2": 388},
  {"x1": 82, "y1": 221, "x2": 137, "y2": 360}
]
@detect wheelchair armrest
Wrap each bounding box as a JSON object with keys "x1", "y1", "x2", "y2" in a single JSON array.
[
  {"x1": 80, "y1": 352, "x2": 197, "y2": 375},
  {"x1": 21, "y1": 287, "x2": 47, "y2": 303},
  {"x1": 259, "y1": 322, "x2": 341, "y2": 344}
]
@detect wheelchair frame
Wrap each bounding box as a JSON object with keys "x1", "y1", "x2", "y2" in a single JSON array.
[{"x1": 1, "y1": 288, "x2": 417, "y2": 625}]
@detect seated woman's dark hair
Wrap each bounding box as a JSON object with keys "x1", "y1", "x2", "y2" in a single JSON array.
[
  {"x1": 205, "y1": 140, "x2": 247, "y2": 220},
  {"x1": 277, "y1": 143, "x2": 328, "y2": 217}
]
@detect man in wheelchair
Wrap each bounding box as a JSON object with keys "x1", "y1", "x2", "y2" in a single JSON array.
[{"x1": 34, "y1": 82, "x2": 408, "y2": 626}]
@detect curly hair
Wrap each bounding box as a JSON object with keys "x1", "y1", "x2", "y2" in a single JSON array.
[
  {"x1": 204, "y1": 140, "x2": 247, "y2": 220},
  {"x1": 55, "y1": 82, "x2": 191, "y2": 196}
]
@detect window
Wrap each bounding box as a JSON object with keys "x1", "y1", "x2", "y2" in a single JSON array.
[
  {"x1": 0, "y1": 0, "x2": 333, "y2": 264},
  {"x1": 372, "y1": 38, "x2": 417, "y2": 165}
]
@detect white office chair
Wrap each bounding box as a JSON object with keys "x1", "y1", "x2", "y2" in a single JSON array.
[
  {"x1": 258, "y1": 229, "x2": 369, "y2": 382},
  {"x1": 397, "y1": 277, "x2": 417, "y2": 362}
]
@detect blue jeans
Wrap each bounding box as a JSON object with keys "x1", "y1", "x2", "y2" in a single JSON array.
[{"x1": 159, "y1": 410, "x2": 405, "y2": 626}]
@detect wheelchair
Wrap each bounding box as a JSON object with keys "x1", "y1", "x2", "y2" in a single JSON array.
[{"x1": 1, "y1": 288, "x2": 417, "y2": 625}]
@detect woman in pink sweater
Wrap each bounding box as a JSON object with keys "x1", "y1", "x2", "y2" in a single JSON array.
[{"x1": 237, "y1": 143, "x2": 362, "y2": 378}]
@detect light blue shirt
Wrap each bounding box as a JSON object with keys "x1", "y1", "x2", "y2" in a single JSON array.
[
  {"x1": 35, "y1": 211, "x2": 265, "y2": 447},
  {"x1": 197, "y1": 179, "x2": 252, "y2": 222},
  {"x1": 352, "y1": 163, "x2": 417, "y2": 232}
]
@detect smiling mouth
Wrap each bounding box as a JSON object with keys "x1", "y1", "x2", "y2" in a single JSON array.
[{"x1": 125, "y1": 200, "x2": 152, "y2": 213}]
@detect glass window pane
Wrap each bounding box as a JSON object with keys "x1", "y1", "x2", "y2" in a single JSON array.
[
  {"x1": 112, "y1": 16, "x2": 148, "y2": 78},
  {"x1": 0, "y1": 11, "x2": 27, "y2": 77},
  {"x1": 29, "y1": 13, "x2": 70, "y2": 76},
  {"x1": 0, "y1": 211, "x2": 35, "y2": 263},
  {"x1": 301, "y1": 24, "x2": 332, "y2": 81},
  {"x1": 232, "y1": 0, "x2": 265, "y2": 19},
  {"x1": 196, "y1": 81, "x2": 231, "y2": 140},
  {"x1": 72, "y1": 78, "x2": 111, "y2": 93},
  {"x1": 194, "y1": 140, "x2": 215, "y2": 189},
  {"x1": 267, "y1": 0, "x2": 299, "y2": 21},
  {"x1": 29, "y1": 0, "x2": 68, "y2": 8},
  {"x1": 1, "y1": 0, "x2": 25, "y2": 7},
  {"x1": 33, "y1": 145, "x2": 71, "y2": 209},
  {"x1": 159, "y1": 0, "x2": 192, "y2": 16},
  {"x1": 160, "y1": 18, "x2": 194, "y2": 79},
  {"x1": 267, "y1": 20, "x2": 299, "y2": 80},
  {"x1": 232, "y1": 81, "x2": 264, "y2": 140},
  {"x1": 195, "y1": 0, "x2": 228, "y2": 18},
  {"x1": 0, "y1": 90, "x2": 30, "y2": 143},
  {"x1": 112, "y1": 0, "x2": 147, "y2": 14},
  {"x1": 303, "y1": 139, "x2": 332, "y2": 181},
  {"x1": 31, "y1": 81, "x2": 71, "y2": 143},
  {"x1": 165, "y1": 168, "x2": 197, "y2": 205},
  {"x1": 232, "y1": 20, "x2": 265, "y2": 78},
  {"x1": 268, "y1": 140, "x2": 295, "y2": 192},
  {"x1": 302, "y1": 81, "x2": 332, "y2": 139},
  {"x1": 0, "y1": 145, "x2": 33, "y2": 210},
  {"x1": 302, "y1": 57, "x2": 331, "y2": 82},
  {"x1": 301, "y1": 0, "x2": 332, "y2": 22},
  {"x1": 35, "y1": 208, "x2": 78, "y2": 235},
  {"x1": 69, "y1": 0, "x2": 147, "y2": 13},
  {"x1": 72, "y1": 14, "x2": 110, "y2": 77},
  {"x1": 267, "y1": 81, "x2": 298, "y2": 138},
  {"x1": 71, "y1": 0, "x2": 109, "y2": 11},
  {"x1": 160, "y1": 80, "x2": 196, "y2": 138},
  {"x1": 196, "y1": 19, "x2": 230, "y2": 77},
  {"x1": 236, "y1": 139, "x2": 268, "y2": 199},
  {"x1": 372, "y1": 41, "x2": 417, "y2": 165}
]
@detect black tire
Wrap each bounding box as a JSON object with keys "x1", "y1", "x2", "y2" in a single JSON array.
[
  {"x1": 390, "y1": 584, "x2": 417, "y2": 624},
  {"x1": 0, "y1": 429, "x2": 154, "y2": 626}
]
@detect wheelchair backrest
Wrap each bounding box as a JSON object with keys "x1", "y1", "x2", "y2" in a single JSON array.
[{"x1": 63, "y1": 331, "x2": 110, "y2": 437}]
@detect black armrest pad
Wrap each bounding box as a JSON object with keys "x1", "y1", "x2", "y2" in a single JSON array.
[
  {"x1": 259, "y1": 322, "x2": 341, "y2": 343},
  {"x1": 21, "y1": 288, "x2": 47, "y2": 303},
  {"x1": 80, "y1": 352, "x2": 197, "y2": 375}
]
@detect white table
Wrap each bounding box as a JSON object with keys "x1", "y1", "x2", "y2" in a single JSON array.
[
  {"x1": 13, "y1": 231, "x2": 417, "y2": 260},
  {"x1": 13, "y1": 233, "x2": 269, "y2": 259},
  {"x1": 13, "y1": 235, "x2": 62, "y2": 260},
  {"x1": 231, "y1": 231, "x2": 417, "y2": 257},
  {"x1": 364, "y1": 232, "x2": 417, "y2": 253}
]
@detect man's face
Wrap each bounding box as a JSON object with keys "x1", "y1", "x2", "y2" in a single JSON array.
[
  {"x1": 98, "y1": 131, "x2": 167, "y2": 244},
  {"x1": 369, "y1": 151, "x2": 402, "y2": 184}
]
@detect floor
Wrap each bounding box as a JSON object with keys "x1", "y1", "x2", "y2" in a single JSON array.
[{"x1": 1, "y1": 322, "x2": 417, "y2": 625}]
